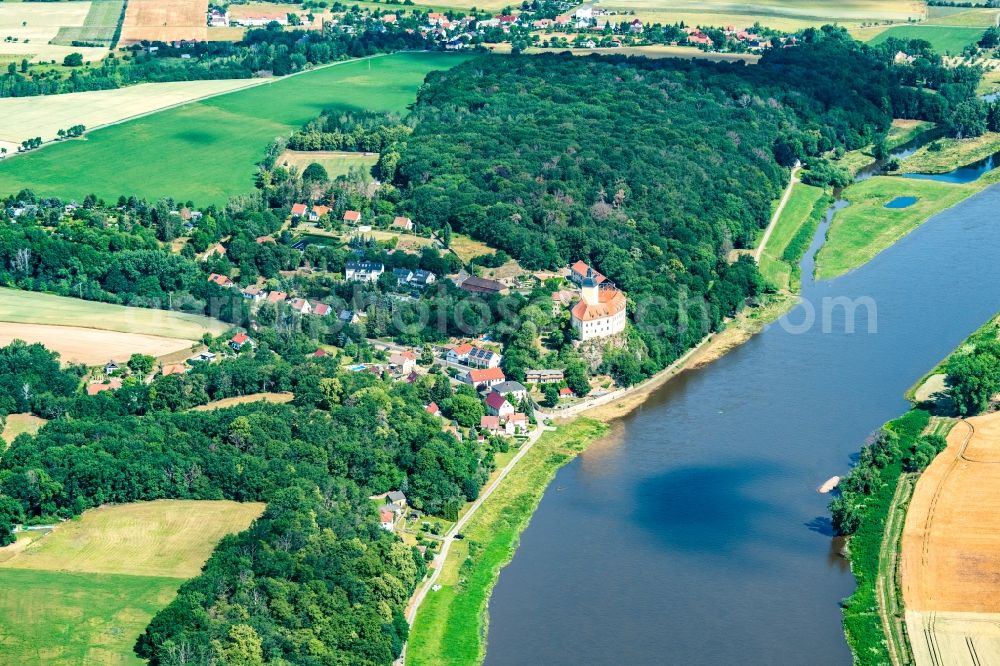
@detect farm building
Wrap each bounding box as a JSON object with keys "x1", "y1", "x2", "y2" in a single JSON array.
[{"x1": 458, "y1": 275, "x2": 508, "y2": 295}]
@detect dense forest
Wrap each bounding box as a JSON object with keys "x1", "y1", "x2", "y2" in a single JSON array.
[
  {"x1": 0, "y1": 342, "x2": 503, "y2": 663},
  {"x1": 390, "y1": 28, "x2": 966, "y2": 379}
]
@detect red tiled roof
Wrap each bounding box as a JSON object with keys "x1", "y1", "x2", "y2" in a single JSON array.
[
  {"x1": 468, "y1": 367, "x2": 505, "y2": 383},
  {"x1": 267, "y1": 291, "x2": 287, "y2": 303},
  {"x1": 571, "y1": 288, "x2": 626, "y2": 322},
  {"x1": 343, "y1": 210, "x2": 361, "y2": 222},
  {"x1": 485, "y1": 391, "x2": 509, "y2": 410},
  {"x1": 291, "y1": 203, "x2": 307, "y2": 215},
  {"x1": 570, "y1": 260, "x2": 606, "y2": 283},
  {"x1": 231, "y1": 332, "x2": 251, "y2": 345},
  {"x1": 560, "y1": 387, "x2": 574, "y2": 396},
  {"x1": 256, "y1": 235, "x2": 275, "y2": 244},
  {"x1": 161, "y1": 363, "x2": 187, "y2": 376},
  {"x1": 426, "y1": 401, "x2": 440, "y2": 415},
  {"x1": 207, "y1": 273, "x2": 232, "y2": 286},
  {"x1": 312, "y1": 302, "x2": 332, "y2": 316},
  {"x1": 313, "y1": 348, "x2": 328, "y2": 357},
  {"x1": 312, "y1": 205, "x2": 330, "y2": 217},
  {"x1": 480, "y1": 415, "x2": 500, "y2": 429},
  {"x1": 86, "y1": 378, "x2": 122, "y2": 395},
  {"x1": 451, "y1": 343, "x2": 473, "y2": 356}
]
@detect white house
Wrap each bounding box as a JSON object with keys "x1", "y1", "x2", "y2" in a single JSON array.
[
  {"x1": 345, "y1": 260, "x2": 384, "y2": 282},
  {"x1": 571, "y1": 269, "x2": 627, "y2": 341},
  {"x1": 467, "y1": 346, "x2": 501, "y2": 369},
  {"x1": 447, "y1": 343, "x2": 473, "y2": 364},
  {"x1": 485, "y1": 391, "x2": 515, "y2": 419},
  {"x1": 492, "y1": 381, "x2": 527, "y2": 403}
]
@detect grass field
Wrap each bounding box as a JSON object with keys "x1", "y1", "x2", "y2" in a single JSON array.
[
  {"x1": 191, "y1": 391, "x2": 294, "y2": 410},
  {"x1": 0, "y1": 53, "x2": 467, "y2": 204},
  {"x1": 50, "y1": 0, "x2": 125, "y2": 47},
  {"x1": 924, "y1": 6, "x2": 1000, "y2": 26},
  {"x1": 407, "y1": 418, "x2": 609, "y2": 666},
  {"x1": 0, "y1": 1, "x2": 107, "y2": 63},
  {"x1": 0, "y1": 78, "x2": 265, "y2": 153},
  {"x1": 815, "y1": 173, "x2": 1000, "y2": 280},
  {"x1": 119, "y1": 0, "x2": 207, "y2": 44},
  {"x1": 516, "y1": 43, "x2": 761, "y2": 62},
  {"x1": 277, "y1": 149, "x2": 379, "y2": 179},
  {"x1": 1, "y1": 413, "x2": 47, "y2": 447},
  {"x1": 0, "y1": 287, "x2": 228, "y2": 340},
  {"x1": 868, "y1": 24, "x2": 987, "y2": 54},
  {"x1": 757, "y1": 182, "x2": 827, "y2": 291},
  {"x1": 0, "y1": 500, "x2": 264, "y2": 665},
  {"x1": 0, "y1": 568, "x2": 179, "y2": 666},
  {"x1": 3, "y1": 500, "x2": 265, "y2": 578},
  {"x1": 447, "y1": 232, "x2": 495, "y2": 263},
  {"x1": 900, "y1": 131, "x2": 1000, "y2": 174}
]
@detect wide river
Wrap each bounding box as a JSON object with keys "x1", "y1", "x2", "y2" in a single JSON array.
[{"x1": 483, "y1": 184, "x2": 1000, "y2": 665}]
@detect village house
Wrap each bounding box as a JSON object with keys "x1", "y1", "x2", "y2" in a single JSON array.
[
  {"x1": 343, "y1": 210, "x2": 362, "y2": 224},
  {"x1": 309, "y1": 205, "x2": 330, "y2": 222},
  {"x1": 447, "y1": 343, "x2": 473, "y2": 364},
  {"x1": 208, "y1": 8, "x2": 229, "y2": 27},
  {"x1": 391, "y1": 216, "x2": 413, "y2": 231},
  {"x1": 560, "y1": 387, "x2": 575, "y2": 399},
  {"x1": 507, "y1": 412, "x2": 528, "y2": 434},
  {"x1": 208, "y1": 273, "x2": 234, "y2": 288},
  {"x1": 492, "y1": 380, "x2": 527, "y2": 403},
  {"x1": 380, "y1": 509, "x2": 395, "y2": 531},
  {"x1": 288, "y1": 298, "x2": 312, "y2": 315},
  {"x1": 525, "y1": 369, "x2": 564, "y2": 384},
  {"x1": 463, "y1": 366, "x2": 505, "y2": 389},
  {"x1": 161, "y1": 363, "x2": 188, "y2": 377},
  {"x1": 338, "y1": 309, "x2": 361, "y2": 325},
  {"x1": 242, "y1": 284, "x2": 266, "y2": 302},
  {"x1": 386, "y1": 490, "x2": 407, "y2": 509},
  {"x1": 345, "y1": 260, "x2": 384, "y2": 282},
  {"x1": 311, "y1": 302, "x2": 332, "y2": 317},
  {"x1": 256, "y1": 235, "x2": 275, "y2": 245},
  {"x1": 393, "y1": 268, "x2": 436, "y2": 289},
  {"x1": 267, "y1": 291, "x2": 288, "y2": 304},
  {"x1": 191, "y1": 351, "x2": 216, "y2": 363},
  {"x1": 104, "y1": 360, "x2": 120, "y2": 375},
  {"x1": 426, "y1": 401, "x2": 442, "y2": 417},
  {"x1": 485, "y1": 390, "x2": 515, "y2": 419},
  {"x1": 467, "y1": 346, "x2": 501, "y2": 369},
  {"x1": 389, "y1": 351, "x2": 417, "y2": 375},
  {"x1": 229, "y1": 332, "x2": 254, "y2": 351},
  {"x1": 568, "y1": 260, "x2": 605, "y2": 286},
  {"x1": 291, "y1": 203, "x2": 307, "y2": 218},
  {"x1": 480, "y1": 415, "x2": 502, "y2": 436},
  {"x1": 571, "y1": 269, "x2": 627, "y2": 341},
  {"x1": 86, "y1": 378, "x2": 123, "y2": 396},
  {"x1": 313, "y1": 348, "x2": 328, "y2": 358}
]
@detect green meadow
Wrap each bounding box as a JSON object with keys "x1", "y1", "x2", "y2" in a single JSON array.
[
  {"x1": 0, "y1": 53, "x2": 467, "y2": 205},
  {"x1": 0, "y1": 569, "x2": 179, "y2": 665},
  {"x1": 868, "y1": 25, "x2": 987, "y2": 54},
  {"x1": 758, "y1": 182, "x2": 827, "y2": 292}
]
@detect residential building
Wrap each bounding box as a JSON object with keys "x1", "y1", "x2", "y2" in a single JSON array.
[
  {"x1": 571, "y1": 269, "x2": 627, "y2": 341},
  {"x1": 391, "y1": 216, "x2": 413, "y2": 231},
  {"x1": 161, "y1": 363, "x2": 188, "y2": 376},
  {"x1": 426, "y1": 402, "x2": 442, "y2": 417},
  {"x1": 242, "y1": 285, "x2": 266, "y2": 302},
  {"x1": 104, "y1": 360, "x2": 120, "y2": 375},
  {"x1": 343, "y1": 210, "x2": 362, "y2": 224},
  {"x1": 291, "y1": 203, "x2": 307, "y2": 218},
  {"x1": 234, "y1": 13, "x2": 287, "y2": 26},
  {"x1": 492, "y1": 380, "x2": 527, "y2": 403},
  {"x1": 345, "y1": 260, "x2": 384, "y2": 282},
  {"x1": 393, "y1": 268, "x2": 436, "y2": 289},
  {"x1": 462, "y1": 366, "x2": 505, "y2": 389},
  {"x1": 230, "y1": 332, "x2": 254, "y2": 351},
  {"x1": 380, "y1": 509, "x2": 395, "y2": 531},
  {"x1": 338, "y1": 309, "x2": 361, "y2": 325},
  {"x1": 525, "y1": 369, "x2": 564, "y2": 384},
  {"x1": 191, "y1": 351, "x2": 216, "y2": 363},
  {"x1": 568, "y1": 260, "x2": 605, "y2": 286},
  {"x1": 386, "y1": 490, "x2": 407, "y2": 509},
  {"x1": 309, "y1": 205, "x2": 330, "y2": 222},
  {"x1": 480, "y1": 415, "x2": 501, "y2": 435},
  {"x1": 288, "y1": 298, "x2": 312, "y2": 315},
  {"x1": 508, "y1": 412, "x2": 528, "y2": 434},
  {"x1": 86, "y1": 378, "x2": 122, "y2": 396},
  {"x1": 208, "y1": 9, "x2": 229, "y2": 27},
  {"x1": 312, "y1": 302, "x2": 332, "y2": 317},
  {"x1": 467, "y1": 346, "x2": 501, "y2": 368},
  {"x1": 560, "y1": 387, "x2": 575, "y2": 398},
  {"x1": 389, "y1": 351, "x2": 417, "y2": 375},
  {"x1": 447, "y1": 343, "x2": 473, "y2": 364},
  {"x1": 208, "y1": 273, "x2": 233, "y2": 288},
  {"x1": 485, "y1": 391, "x2": 515, "y2": 419},
  {"x1": 255, "y1": 235, "x2": 275, "y2": 244},
  {"x1": 267, "y1": 291, "x2": 288, "y2": 304}
]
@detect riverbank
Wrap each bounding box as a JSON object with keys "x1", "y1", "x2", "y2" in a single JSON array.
[
  {"x1": 405, "y1": 418, "x2": 608, "y2": 666},
  {"x1": 900, "y1": 131, "x2": 1000, "y2": 174}
]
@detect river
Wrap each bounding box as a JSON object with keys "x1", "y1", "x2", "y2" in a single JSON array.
[{"x1": 482, "y1": 183, "x2": 1000, "y2": 664}]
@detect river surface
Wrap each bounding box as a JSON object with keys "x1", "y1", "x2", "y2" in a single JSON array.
[{"x1": 483, "y1": 184, "x2": 1000, "y2": 665}]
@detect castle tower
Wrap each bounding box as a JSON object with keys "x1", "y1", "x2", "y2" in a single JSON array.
[{"x1": 581, "y1": 269, "x2": 599, "y2": 305}]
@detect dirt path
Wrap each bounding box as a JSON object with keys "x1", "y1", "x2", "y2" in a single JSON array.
[{"x1": 754, "y1": 164, "x2": 801, "y2": 263}]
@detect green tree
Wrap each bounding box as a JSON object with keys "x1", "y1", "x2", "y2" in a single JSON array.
[
  {"x1": 541, "y1": 383, "x2": 559, "y2": 407},
  {"x1": 302, "y1": 162, "x2": 329, "y2": 182},
  {"x1": 448, "y1": 393, "x2": 484, "y2": 428},
  {"x1": 128, "y1": 353, "x2": 156, "y2": 375},
  {"x1": 62, "y1": 53, "x2": 84, "y2": 67}
]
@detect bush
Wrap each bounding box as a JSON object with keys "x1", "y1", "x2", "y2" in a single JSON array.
[{"x1": 62, "y1": 53, "x2": 83, "y2": 67}]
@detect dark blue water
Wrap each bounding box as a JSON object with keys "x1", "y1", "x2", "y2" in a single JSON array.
[
  {"x1": 903, "y1": 151, "x2": 1000, "y2": 184},
  {"x1": 885, "y1": 195, "x2": 918, "y2": 208},
  {"x1": 483, "y1": 185, "x2": 1000, "y2": 665}
]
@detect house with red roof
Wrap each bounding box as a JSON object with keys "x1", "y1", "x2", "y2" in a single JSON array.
[
  {"x1": 380, "y1": 509, "x2": 396, "y2": 531},
  {"x1": 86, "y1": 378, "x2": 123, "y2": 396},
  {"x1": 391, "y1": 216, "x2": 413, "y2": 231},
  {"x1": 230, "y1": 332, "x2": 254, "y2": 351},
  {"x1": 568, "y1": 261, "x2": 605, "y2": 286},
  {"x1": 343, "y1": 210, "x2": 362, "y2": 223},
  {"x1": 289, "y1": 298, "x2": 312, "y2": 315},
  {"x1": 426, "y1": 402, "x2": 442, "y2": 417},
  {"x1": 256, "y1": 235, "x2": 276, "y2": 244},
  {"x1": 309, "y1": 205, "x2": 330, "y2": 222},
  {"x1": 507, "y1": 412, "x2": 528, "y2": 434},
  {"x1": 480, "y1": 415, "x2": 501, "y2": 435},
  {"x1": 560, "y1": 387, "x2": 575, "y2": 398},
  {"x1": 462, "y1": 366, "x2": 505, "y2": 389},
  {"x1": 313, "y1": 348, "x2": 328, "y2": 358},
  {"x1": 484, "y1": 390, "x2": 515, "y2": 419},
  {"x1": 571, "y1": 268, "x2": 627, "y2": 341},
  {"x1": 311, "y1": 302, "x2": 332, "y2": 317},
  {"x1": 447, "y1": 342, "x2": 473, "y2": 364},
  {"x1": 266, "y1": 291, "x2": 287, "y2": 304},
  {"x1": 207, "y1": 273, "x2": 233, "y2": 288},
  {"x1": 161, "y1": 363, "x2": 188, "y2": 377},
  {"x1": 291, "y1": 203, "x2": 307, "y2": 217},
  {"x1": 242, "y1": 284, "x2": 266, "y2": 302}
]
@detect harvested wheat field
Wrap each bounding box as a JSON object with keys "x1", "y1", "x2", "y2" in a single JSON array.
[
  {"x1": 901, "y1": 412, "x2": 1000, "y2": 665},
  {"x1": 0, "y1": 2, "x2": 107, "y2": 64},
  {"x1": 1, "y1": 500, "x2": 264, "y2": 578},
  {"x1": 119, "y1": 0, "x2": 208, "y2": 44},
  {"x1": 0, "y1": 322, "x2": 193, "y2": 365},
  {"x1": 191, "y1": 391, "x2": 294, "y2": 410}
]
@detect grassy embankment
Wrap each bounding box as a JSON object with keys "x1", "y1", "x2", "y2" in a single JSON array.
[
  {"x1": 406, "y1": 418, "x2": 609, "y2": 666},
  {"x1": 0, "y1": 53, "x2": 467, "y2": 204},
  {"x1": 757, "y1": 182, "x2": 830, "y2": 291},
  {"x1": 0, "y1": 500, "x2": 264, "y2": 665},
  {"x1": 900, "y1": 131, "x2": 1000, "y2": 174},
  {"x1": 816, "y1": 167, "x2": 1000, "y2": 281},
  {"x1": 840, "y1": 408, "x2": 930, "y2": 665}
]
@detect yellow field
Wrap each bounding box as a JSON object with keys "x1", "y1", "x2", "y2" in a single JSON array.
[
  {"x1": 191, "y1": 392, "x2": 295, "y2": 410},
  {"x1": 1, "y1": 414, "x2": 47, "y2": 447},
  {"x1": 924, "y1": 7, "x2": 1000, "y2": 26},
  {"x1": 277, "y1": 149, "x2": 379, "y2": 178},
  {"x1": 0, "y1": 78, "x2": 265, "y2": 154},
  {"x1": 2, "y1": 500, "x2": 265, "y2": 578},
  {"x1": 595, "y1": 0, "x2": 924, "y2": 31},
  {"x1": 902, "y1": 413, "x2": 1000, "y2": 665},
  {"x1": 0, "y1": 2, "x2": 107, "y2": 63},
  {"x1": 0, "y1": 287, "x2": 228, "y2": 340},
  {"x1": 448, "y1": 232, "x2": 495, "y2": 262},
  {"x1": 0, "y1": 322, "x2": 195, "y2": 365},
  {"x1": 119, "y1": 0, "x2": 208, "y2": 44}
]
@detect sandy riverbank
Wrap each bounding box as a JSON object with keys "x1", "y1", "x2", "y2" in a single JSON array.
[{"x1": 580, "y1": 293, "x2": 796, "y2": 422}]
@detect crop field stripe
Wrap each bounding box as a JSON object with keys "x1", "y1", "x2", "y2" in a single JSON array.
[{"x1": 51, "y1": 0, "x2": 127, "y2": 46}]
